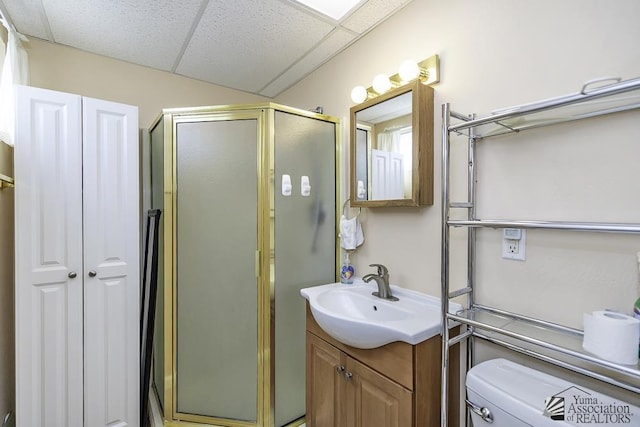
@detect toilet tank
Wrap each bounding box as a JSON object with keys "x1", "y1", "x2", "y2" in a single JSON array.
[{"x1": 466, "y1": 358, "x2": 639, "y2": 427}]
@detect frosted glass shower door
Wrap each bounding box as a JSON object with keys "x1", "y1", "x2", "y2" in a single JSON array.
[
  {"x1": 175, "y1": 118, "x2": 259, "y2": 423},
  {"x1": 274, "y1": 111, "x2": 337, "y2": 426}
]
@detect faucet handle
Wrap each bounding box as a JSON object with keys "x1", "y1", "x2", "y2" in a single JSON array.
[{"x1": 369, "y1": 263, "x2": 388, "y2": 276}]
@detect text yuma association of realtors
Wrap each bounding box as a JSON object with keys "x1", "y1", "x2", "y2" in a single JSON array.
[{"x1": 566, "y1": 395, "x2": 634, "y2": 424}]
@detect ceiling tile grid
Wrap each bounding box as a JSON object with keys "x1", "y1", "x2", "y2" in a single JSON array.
[
  {"x1": 342, "y1": 0, "x2": 412, "y2": 34},
  {"x1": 259, "y1": 28, "x2": 356, "y2": 97},
  {"x1": 42, "y1": 0, "x2": 205, "y2": 72},
  {"x1": 0, "y1": 0, "x2": 416, "y2": 97},
  {"x1": 175, "y1": 0, "x2": 335, "y2": 93}
]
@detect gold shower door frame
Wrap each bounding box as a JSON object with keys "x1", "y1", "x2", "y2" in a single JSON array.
[{"x1": 158, "y1": 104, "x2": 341, "y2": 427}]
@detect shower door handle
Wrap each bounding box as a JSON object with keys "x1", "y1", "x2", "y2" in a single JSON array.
[{"x1": 255, "y1": 250, "x2": 260, "y2": 278}]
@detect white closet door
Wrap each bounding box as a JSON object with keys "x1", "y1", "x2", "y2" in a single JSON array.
[
  {"x1": 82, "y1": 97, "x2": 140, "y2": 427},
  {"x1": 370, "y1": 148, "x2": 388, "y2": 200},
  {"x1": 388, "y1": 151, "x2": 405, "y2": 199},
  {"x1": 14, "y1": 85, "x2": 84, "y2": 427}
]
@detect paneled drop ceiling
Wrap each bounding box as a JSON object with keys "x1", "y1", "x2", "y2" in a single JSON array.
[{"x1": 0, "y1": 0, "x2": 414, "y2": 97}]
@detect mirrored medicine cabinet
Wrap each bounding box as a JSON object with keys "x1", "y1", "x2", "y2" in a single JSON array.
[{"x1": 350, "y1": 79, "x2": 434, "y2": 207}]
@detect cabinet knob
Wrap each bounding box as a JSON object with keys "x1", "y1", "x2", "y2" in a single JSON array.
[
  {"x1": 68, "y1": 271, "x2": 77, "y2": 279},
  {"x1": 344, "y1": 372, "x2": 353, "y2": 381},
  {"x1": 88, "y1": 270, "x2": 97, "y2": 277},
  {"x1": 336, "y1": 365, "x2": 345, "y2": 374}
]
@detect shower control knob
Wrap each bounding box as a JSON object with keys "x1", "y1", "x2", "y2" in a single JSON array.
[{"x1": 88, "y1": 270, "x2": 97, "y2": 277}]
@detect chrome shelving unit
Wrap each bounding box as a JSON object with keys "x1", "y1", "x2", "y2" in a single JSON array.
[{"x1": 440, "y1": 77, "x2": 640, "y2": 427}]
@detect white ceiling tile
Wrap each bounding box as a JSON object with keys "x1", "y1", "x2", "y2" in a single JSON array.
[
  {"x1": 259, "y1": 29, "x2": 356, "y2": 97},
  {"x1": 342, "y1": 0, "x2": 412, "y2": 34},
  {"x1": 176, "y1": 0, "x2": 334, "y2": 93},
  {"x1": 41, "y1": 0, "x2": 205, "y2": 71},
  {"x1": 2, "y1": 0, "x2": 50, "y2": 40},
  {"x1": 1, "y1": 0, "x2": 412, "y2": 96}
]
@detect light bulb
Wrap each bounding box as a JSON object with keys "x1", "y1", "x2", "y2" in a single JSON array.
[
  {"x1": 372, "y1": 74, "x2": 391, "y2": 94},
  {"x1": 350, "y1": 86, "x2": 368, "y2": 104},
  {"x1": 398, "y1": 60, "x2": 420, "y2": 81}
]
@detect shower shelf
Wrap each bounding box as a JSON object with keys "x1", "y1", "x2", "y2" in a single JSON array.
[{"x1": 440, "y1": 76, "x2": 640, "y2": 427}]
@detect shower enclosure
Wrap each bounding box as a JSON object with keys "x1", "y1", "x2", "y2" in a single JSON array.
[{"x1": 149, "y1": 104, "x2": 339, "y2": 427}]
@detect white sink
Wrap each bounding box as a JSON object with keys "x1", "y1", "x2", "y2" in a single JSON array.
[{"x1": 300, "y1": 278, "x2": 460, "y2": 349}]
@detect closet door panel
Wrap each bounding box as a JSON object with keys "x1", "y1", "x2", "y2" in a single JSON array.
[
  {"x1": 14, "y1": 86, "x2": 83, "y2": 427},
  {"x1": 82, "y1": 97, "x2": 140, "y2": 427}
]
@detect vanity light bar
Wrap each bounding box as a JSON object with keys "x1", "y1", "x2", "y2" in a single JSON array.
[{"x1": 351, "y1": 54, "x2": 440, "y2": 104}]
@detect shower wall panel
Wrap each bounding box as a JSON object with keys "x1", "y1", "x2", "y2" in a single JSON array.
[
  {"x1": 273, "y1": 111, "x2": 336, "y2": 426},
  {"x1": 149, "y1": 104, "x2": 339, "y2": 427}
]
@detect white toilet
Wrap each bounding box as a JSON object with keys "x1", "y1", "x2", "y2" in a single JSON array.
[{"x1": 466, "y1": 358, "x2": 639, "y2": 426}]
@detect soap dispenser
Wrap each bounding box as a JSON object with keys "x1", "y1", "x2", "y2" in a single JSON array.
[{"x1": 340, "y1": 252, "x2": 354, "y2": 284}]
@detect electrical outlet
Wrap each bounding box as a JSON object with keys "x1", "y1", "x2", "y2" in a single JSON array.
[{"x1": 502, "y1": 228, "x2": 526, "y2": 261}]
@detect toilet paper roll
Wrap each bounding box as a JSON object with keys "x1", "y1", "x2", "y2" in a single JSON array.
[{"x1": 582, "y1": 311, "x2": 640, "y2": 365}]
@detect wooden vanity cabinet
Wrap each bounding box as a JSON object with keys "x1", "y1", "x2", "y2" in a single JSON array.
[
  {"x1": 305, "y1": 305, "x2": 459, "y2": 427},
  {"x1": 307, "y1": 332, "x2": 346, "y2": 427}
]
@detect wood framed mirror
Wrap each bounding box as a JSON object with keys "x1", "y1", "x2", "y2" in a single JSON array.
[{"x1": 350, "y1": 79, "x2": 433, "y2": 207}]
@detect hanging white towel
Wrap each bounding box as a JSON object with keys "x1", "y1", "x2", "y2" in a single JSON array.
[{"x1": 339, "y1": 214, "x2": 364, "y2": 250}]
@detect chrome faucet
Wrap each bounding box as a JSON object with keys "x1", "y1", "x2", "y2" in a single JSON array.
[{"x1": 362, "y1": 264, "x2": 398, "y2": 301}]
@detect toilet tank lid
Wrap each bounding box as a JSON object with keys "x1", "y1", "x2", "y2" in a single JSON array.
[
  {"x1": 466, "y1": 358, "x2": 639, "y2": 426},
  {"x1": 467, "y1": 358, "x2": 568, "y2": 423}
]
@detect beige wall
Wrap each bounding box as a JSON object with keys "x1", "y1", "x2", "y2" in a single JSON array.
[
  {"x1": 278, "y1": 0, "x2": 640, "y2": 405},
  {"x1": 28, "y1": 38, "x2": 269, "y2": 128},
  {"x1": 0, "y1": 141, "x2": 13, "y2": 424}
]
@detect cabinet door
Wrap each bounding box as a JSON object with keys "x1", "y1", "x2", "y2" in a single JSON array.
[
  {"x1": 306, "y1": 333, "x2": 346, "y2": 427},
  {"x1": 14, "y1": 85, "x2": 84, "y2": 427},
  {"x1": 82, "y1": 97, "x2": 139, "y2": 426},
  {"x1": 345, "y1": 357, "x2": 412, "y2": 427}
]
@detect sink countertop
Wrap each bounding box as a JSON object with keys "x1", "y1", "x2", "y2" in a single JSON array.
[{"x1": 300, "y1": 278, "x2": 461, "y2": 349}]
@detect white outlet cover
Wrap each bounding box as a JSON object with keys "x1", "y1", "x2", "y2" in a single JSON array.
[{"x1": 502, "y1": 229, "x2": 526, "y2": 261}]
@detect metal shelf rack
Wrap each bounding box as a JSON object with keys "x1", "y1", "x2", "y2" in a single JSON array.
[{"x1": 440, "y1": 77, "x2": 640, "y2": 427}]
